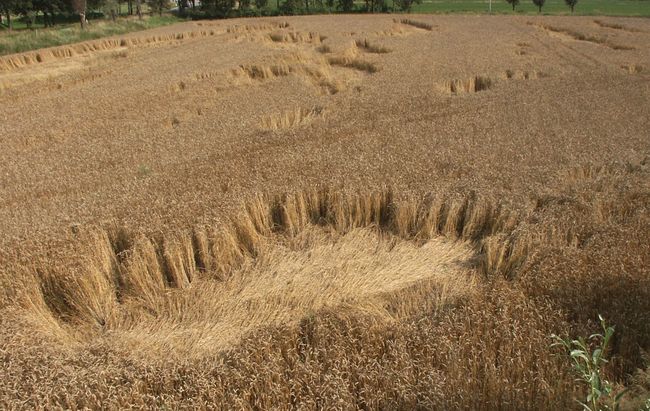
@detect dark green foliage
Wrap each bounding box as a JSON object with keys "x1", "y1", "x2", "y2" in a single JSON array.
[
  {"x1": 280, "y1": 0, "x2": 301, "y2": 14},
  {"x1": 146, "y1": 0, "x2": 171, "y2": 15},
  {"x1": 565, "y1": 0, "x2": 577, "y2": 13},
  {"x1": 532, "y1": 0, "x2": 544, "y2": 12},
  {"x1": 505, "y1": 0, "x2": 519, "y2": 11},
  {"x1": 395, "y1": 0, "x2": 421, "y2": 12},
  {"x1": 363, "y1": 0, "x2": 387, "y2": 13},
  {"x1": 336, "y1": 0, "x2": 353, "y2": 12},
  {"x1": 277, "y1": 0, "x2": 326, "y2": 15},
  {"x1": 200, "y1": 0, "x2": 236, "y2": 15}
]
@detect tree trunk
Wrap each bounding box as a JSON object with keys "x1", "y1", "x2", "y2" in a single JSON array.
[
  {"x1": 6, "y1": 11, "x2": 11, "y2": 30},
  {"x1": 512, "y1": 3, "x2": 515, "y2": 10},
  {"x1": 538, "y1": 4, "x2": 541, "y2": 12},
  {"x1": 571, "y1": 4, "x2": 574, "y2": 13},
  {"x1": 80, "y1": 12, "x2": 86, "y2": 29},
  {"x1": 128, "y1": 0, "x2": 133, "y2": 15},
  {"x1": 136, "y1": 0, "x2": 143, "y2": 19},
  {"x1": 48, "y1": 6, "x2": 56, "y2": 26}
]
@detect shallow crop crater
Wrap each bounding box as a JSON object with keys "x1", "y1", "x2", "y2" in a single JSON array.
[{"x1": 27, "y1": 189, "x2": 532, "y2": 359}]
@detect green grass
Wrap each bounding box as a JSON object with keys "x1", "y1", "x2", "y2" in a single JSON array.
[
  {"x1": 409, "y1": 0, "x2": 650, "y2": 16},
  {"x1": 0, "y1": 15, "x2": 182, "y2": 56}
]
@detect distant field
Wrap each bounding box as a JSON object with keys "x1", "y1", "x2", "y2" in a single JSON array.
[
  {"x1": 258, "y1": 0, "x2": 650, "y2": 16},
  {"x1": 411, "y1": 0, "x2": 650, "y2": 15}
]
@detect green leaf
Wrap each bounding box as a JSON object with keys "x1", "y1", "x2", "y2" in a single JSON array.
[
  {"x1": 571, "y1": 350, "x2": 590, "y2": 363},
  {"x1": 614, "y1": 388, "x2": 628, "y2": 402},
  {"x1": 577, "y1": 400, "x2": 593, "y2": 411},
  {"x1": 592, "y1": 348, "x2": 602, "y2": 363},
  {"x1": 592, "y1": 372, "x2": 601, "y2": 390}
]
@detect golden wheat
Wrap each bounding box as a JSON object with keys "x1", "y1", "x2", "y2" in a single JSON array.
[{"x1": 0, "y1": 14, "x2": 649, "y2": 409}]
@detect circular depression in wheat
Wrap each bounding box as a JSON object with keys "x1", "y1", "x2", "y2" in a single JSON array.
[{"x1": 106, "y1": 225, "x2": 476, "y2": 357}]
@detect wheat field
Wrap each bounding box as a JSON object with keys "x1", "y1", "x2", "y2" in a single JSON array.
[{"x1": 0, "y1": 14, "x2": 649, "y2": 409}]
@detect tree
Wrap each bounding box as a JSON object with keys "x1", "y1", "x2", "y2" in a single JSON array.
[
  {"x1": 565, "y1": 0, "x2": 577, "y2": 13},
  {"x1": 202, "y1": 0, "x2": 236, "y2": 14},
  {"x1": 254, "y1": 0, "x2": 267, "y2": 10},
  {"x1": 363, "y1": 0, "x2": 380, "y2": 12},
  {"x1": 0, "y1": 0, "x2": 16, "y2": 30},
  {"x1": 280, "y1": 0, "x2": 301, "y2": 14},
  {"x1": 146, "y1": 0, "x2": 171, "y2": 15},
  {"x1": 395, "y1": 0, "x2": 420, "y2": 12},
  {"x1": 336, "y1": 0, "x2": 353, "y2": 11},
  {"x1": 532, "y1": 0, "x2": 544, "y2": 12},
  {"x1": 177, "y1": 0, "x2": 189, "y2": 13},
  {"x1": 71, "y1": 0, "x2": 88, "y2": 28},
  {"x1": 505, "y1": 0, "x2": 519, "y2": 11},
  {"x1": 13, "y1": 1, "x2": 37, "y2": 29},
  {"x1": 103, "y1": 0, "x2": 120, "y2": 20}
]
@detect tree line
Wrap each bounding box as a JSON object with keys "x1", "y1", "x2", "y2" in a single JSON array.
[
  {"x1": 0, "y1": 0, "x2": 582, "y2": 31},
  {"x1": 0, "y1": 0, "x2": 173, "y2": 29},
  {"x1": 506, "y1": 0, "x2": 578, "y2": 13}
]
